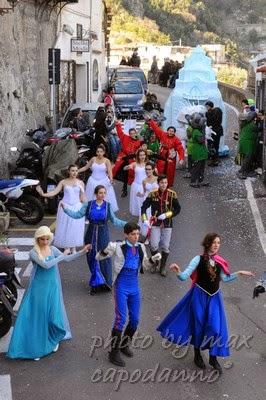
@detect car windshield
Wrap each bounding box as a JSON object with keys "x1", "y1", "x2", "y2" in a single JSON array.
[
  {"x1": 63, "y1": 109, "x2": 96, "y2": 129},
  {"x1": 116, "y1": 70, "x2": 146, "y2": 85},
  {"x1": 114, "y1": 80, "x2": 143, "y2": 95}
]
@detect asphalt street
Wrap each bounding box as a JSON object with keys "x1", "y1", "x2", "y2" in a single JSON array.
[{"x1": 0, "y1": 85, "x2": 265, "y2": 400}]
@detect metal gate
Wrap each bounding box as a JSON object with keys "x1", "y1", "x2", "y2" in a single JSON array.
[{"x1": 59, "y1": 60, "x2": 76, "y2": 118}]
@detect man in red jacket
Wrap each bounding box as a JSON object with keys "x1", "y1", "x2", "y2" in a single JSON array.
[
  {"x1": 145, "y1": 117, "x2": 185, "y2": 187},
  {"x1": 113, "y1": 121, "x2": 143, "y2": 197}
]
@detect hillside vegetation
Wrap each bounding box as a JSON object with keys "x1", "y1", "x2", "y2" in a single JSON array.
[{"x1": 106, "y1": 0, "x2": 266, "y2": 64}]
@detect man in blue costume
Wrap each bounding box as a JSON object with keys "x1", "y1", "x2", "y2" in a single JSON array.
[{"x1": 96, "y1": 222, "x2": 161, "y2": 367}]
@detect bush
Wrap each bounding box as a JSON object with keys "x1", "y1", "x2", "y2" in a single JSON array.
[{"x1": 217, "y1": 65, "x2": 247, "y2": 88}]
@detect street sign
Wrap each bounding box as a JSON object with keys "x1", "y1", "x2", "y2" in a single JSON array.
[
  {"x1": 71, "y1": 39, "x2": 89, "y2": 52},
  {"x1": 48, "y1": 48, "x2": 61, "y2": 85}
]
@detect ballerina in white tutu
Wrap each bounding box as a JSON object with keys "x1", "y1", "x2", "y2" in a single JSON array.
[
  {"x1": 138, "y1": 161, "x2": 158, "y2": 237},
  {"x1": 36, "y1": 164, "x2": 86, "y2": 253},
  {"x1": 124, "y1": 148, "x2": 147, "y2": 216},
  {"x1": 79, "y1": 144, "x2": 119, "y2": 212}
]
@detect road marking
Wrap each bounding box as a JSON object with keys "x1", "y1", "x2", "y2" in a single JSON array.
[
  {"x1": 14, "y1": 251, "x2": 29, "y2": 261},
  {"x1": 23, "y1": 262, "x2": 33, "y2": 277},
  {"x1": 0, "y1": 375, "x2": 12, "y2": 400},
  {"x1": 7, "y1": 238, "x2": 34, "y2": 246},
  {"x1": 245, "y1": 178, "x2": 266, "y2": 255}
]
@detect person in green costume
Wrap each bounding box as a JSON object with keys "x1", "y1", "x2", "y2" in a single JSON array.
[{"x1": 238, "y1": 111, "x2": 259, "y2": 179}]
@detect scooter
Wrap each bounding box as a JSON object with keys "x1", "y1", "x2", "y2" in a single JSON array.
[
  {"x1": 0, "y1": 179, "x2": 44, "y2": 224},
  {"x1": 0, "y1": 248, "x2": 22, "y2": 338}
]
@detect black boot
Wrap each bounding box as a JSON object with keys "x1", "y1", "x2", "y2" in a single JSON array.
[
  {"x1": 108, "y1": 329, "x2": 125, "y2": 367},
  {"x1": 120, "y1": 325, "x2": 136, "y2": 358},
  {"x1": 150, "y1": 250, "x2": 159, "y2": 274},
  {"x1": 160, "y1": 251, "x2": 169, "y2": 277},
  {"x1": 209, "y1": 355, "x2": 222, "y2": 374},
  {"x1": 194, "y1": 347, "x2": 206, "y2": 369}
]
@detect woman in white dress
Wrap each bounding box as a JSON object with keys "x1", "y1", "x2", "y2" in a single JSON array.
[
  {"x1": 138, "y1": 161, "x2": 158, "y2": 237},
  {"x1": 124, "y1": 148, "x2": 147, "y2": 216},
  {"x1": 78, "y1": 144, "x2": 118, "y2": 212},
  {"x1": 36, "y1": 165, "x2": 85, "y2": 253}
]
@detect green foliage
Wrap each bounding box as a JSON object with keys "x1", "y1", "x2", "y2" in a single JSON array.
[
  {"x1": 107, "y1": 0, "x2": 266, "y2": 55},
  {"x1": 217, "y1": 65, "x2": 247, "y2": 88}
]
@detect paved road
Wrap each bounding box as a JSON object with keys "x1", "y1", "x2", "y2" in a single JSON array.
[{"x1": 1, "y1": 86, "x2": 266, "y2": 400}]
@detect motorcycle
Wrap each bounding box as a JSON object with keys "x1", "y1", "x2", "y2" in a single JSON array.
[
  {"x1": 9, "y1": 145, "x2": 59, "y2": 215},
  {"x1": 0, "y1": 179, "x2": 44, "y2": 224},
  {"x1": 0, "y1": 248, "x2": 22, "y2": 338}
]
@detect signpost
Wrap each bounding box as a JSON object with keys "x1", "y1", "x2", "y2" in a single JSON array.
[
  {"x1": 71, "y1": 39, "x2": 89, "y2": 52},
  {"x1": 48, "y1": 48, "x2": 61, "y2": 133}
]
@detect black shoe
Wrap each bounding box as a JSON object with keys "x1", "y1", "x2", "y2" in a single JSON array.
[
  {"x1": 199, "y1": 181, "x2": 210, "y2": 187},
  {"x1": 160, "y1": 251, "x2": 169, "y2": 277},
  {"x1": 209, "y1": 355, "x2": 223, "y2": 374},
  {"x1": 90, "y1": 287, "x2": 97, "y2": 296},
  {"x1": 121, "y1": 190, "x2": 127, "y2": 198},
  {"x1": 108, "y1": 349, "x2": 126, "y2": 366},
  {"x1": 194, "y1": 348, "x2": 206, "y2": 369},
  {"x1": 120, "y1": 345, "x2": 133, "y2": 358},
  {"x1": 109, "y1": 329, "x2": 126, "y2": 367},
  {"x1": 190, "y1": 183, "x2": 200, "y2": 188}
]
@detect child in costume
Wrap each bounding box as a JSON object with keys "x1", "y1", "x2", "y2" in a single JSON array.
[
  {"x1": 157, "y1": 233, "x2": 254, "y2": 374},
  {"x1": 96, "y1": 222, "x2": 161, "y2": 367}
]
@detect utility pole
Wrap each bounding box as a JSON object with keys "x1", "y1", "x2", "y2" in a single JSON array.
[
  {"x1": 48, "y1": 48, "x2": 60, "y2": 132},
  {"x1": 88, "y1": 0, "x2": 93, "y2": 102}
]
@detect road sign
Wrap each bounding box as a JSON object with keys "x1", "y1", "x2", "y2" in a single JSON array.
[{"x1": 71, "y1": 39, "x2": 89, "y2": 52}]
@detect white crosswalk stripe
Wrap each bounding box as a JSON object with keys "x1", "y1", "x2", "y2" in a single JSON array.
[{"x1": 0, "y1": 375, "x2": 12, "y2": 400}]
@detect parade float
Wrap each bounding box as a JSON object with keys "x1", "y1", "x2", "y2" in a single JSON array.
[{"x1": 163, "y1": 46, "x2": 229, "y2": 156}]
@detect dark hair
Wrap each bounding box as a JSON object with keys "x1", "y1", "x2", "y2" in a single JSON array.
[
  {"x1": 167, "y1": 126, "x2": 176, "y2": 133},
  {"x1": 157, "y1": 174, "x2": 168, "y2": 183},
  {"x1": 94, "y1": 185, "x2": 106, "y2": 195},
  {"x1": 68, "y1": 164, "x2": 78, "y2": 171},
  {"x1": 124, "y1": 222, "x2": 140, "y2": 234},
  {"x1": 242, "y1": 98, "x2": 249, "y2": 105},
  {"x1": 96, "y1": 144, "x2": 106, "y2": 153},
  {"x1": 107, "y1": 86, "x2": 114, "y2": 94},
  {"x1": 205, "y1": 101, "x2": 214, "y2": 108},
  {"x1": 129, "y1": 128, "x2": 137, "y2": 134},
  {"x1": 145, "y1": 161, "x2": 155, "y2": 170},
  {"x1": 72, "y1": 108, "x2": 81, "y2": 118},
  {"x1": 136, "y1": 148, "x2": 147, "y2": 163},
  {"x1": 201, "y1": 233, "x2": 221, "y2": 253}
]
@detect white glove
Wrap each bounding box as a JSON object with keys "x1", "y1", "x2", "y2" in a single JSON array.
[
  {"x1": 143, "y1": 220, "x2": 150, "y2": 228},
  {"x1": 151, "y1": 253, "x2": 162, "y2": 262},
  {"x1": 157, "y1": 213, "x2": 166, "y2": 220},
  {"x1": 205, "y1": 126, "x2": 216, "y2": 141}
]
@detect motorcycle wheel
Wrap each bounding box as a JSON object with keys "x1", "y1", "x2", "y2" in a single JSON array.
[
  {"x1": 0, "y1": 305, "x2": 12, "y2": 338},
  {"x1": 14, "y1": 194, "x2": 44, "y2": 224},
  {"x1": 4, "y1": 281, "x2": 18, "y2": 307}
]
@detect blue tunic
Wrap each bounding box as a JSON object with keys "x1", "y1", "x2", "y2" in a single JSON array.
[
  {"x1": 63, "y1": 200, "x2": 126, "y2": 288},
  {"x1": 7, "y1": 247, "x2": 82, "y2": 360},
  {"x1": 157, "y1": 255, "x2": 237, "y2": 357}
]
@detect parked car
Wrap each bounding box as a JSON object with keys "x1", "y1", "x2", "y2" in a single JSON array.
[
  {"x1": 111, "y1": 66, "x2": 148, "y2": 93},
  {"x1": 60, "y1": 101, "x2": 105, "y2": 129},
  {"x1": 113, "y1": 77, "x2": 145, "y2": 119}
]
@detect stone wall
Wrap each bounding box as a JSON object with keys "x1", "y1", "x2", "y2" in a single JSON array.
[
  {"x1": 218, "y1": 82, "x2": 254, "y2": 111},
  {"x1": 0, "y1": 2, "x2": 57, "y2": 176}
]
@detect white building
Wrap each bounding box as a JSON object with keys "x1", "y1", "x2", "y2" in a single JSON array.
[{"x1": 55, "y1": 0, "x2": 108, "y2": 115}]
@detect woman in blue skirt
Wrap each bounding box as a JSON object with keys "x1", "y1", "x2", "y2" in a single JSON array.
[
  {"x1": 62, "y1": 185, "x2": 126, "y2": 295},
  {"x1": 157, "y1": 233, "x2": 254, "y2": 373},
  {"x1": 7, "y1": 226, "x2": 90, "y2": 361}
]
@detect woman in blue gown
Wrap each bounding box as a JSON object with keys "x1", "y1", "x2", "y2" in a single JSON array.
[
  {"x1": 7, "y1": 226, "x2": 90, "y2": 360},
  {"x1": 157, "y1": 233, "x2": 254, "y2": 374},
  {"x1": 62, "y1": 184, "x2": 126, "y2": 295}
]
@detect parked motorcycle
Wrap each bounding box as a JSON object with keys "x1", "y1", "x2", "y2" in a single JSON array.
[
  {"x1": 0, "y1": 248, "x2": 22, "y2": 338},
  {"x1": 0, "y1": 179, "x2": 44, "y2": 224},
  {"x1": 10, "y1": 145, "x2": 58, "y2": 215}
]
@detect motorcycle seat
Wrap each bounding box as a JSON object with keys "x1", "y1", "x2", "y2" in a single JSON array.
[{"x1": 0, "y1": 179, "x2": 23, "y2": 189}]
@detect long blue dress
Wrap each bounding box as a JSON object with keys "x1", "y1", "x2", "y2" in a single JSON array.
[
  {"x1": 64, "y1": 200, "x2": 126, "y2": 288},
  {"x1": 7, "y1": 247, "x2": 83, "y2": 360},
  {"x1": 157, "y1": 255, "x2": 238, "y2": 357}
]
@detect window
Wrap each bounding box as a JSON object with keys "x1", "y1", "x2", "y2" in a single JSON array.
[
  {"x1": 93, "y1": 59, "x2": 99, "y2": 91},
  {"x1": 76, "y1": 24, "x2": 83, "y2": 39}
]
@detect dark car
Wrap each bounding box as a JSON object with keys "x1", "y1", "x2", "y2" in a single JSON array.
[
  {"x1": 111, "y1": 66, "x2": 148, "y2": 94},
  {"x1": 113, "y1": 77, "x2": 145, "y2": 119}
]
